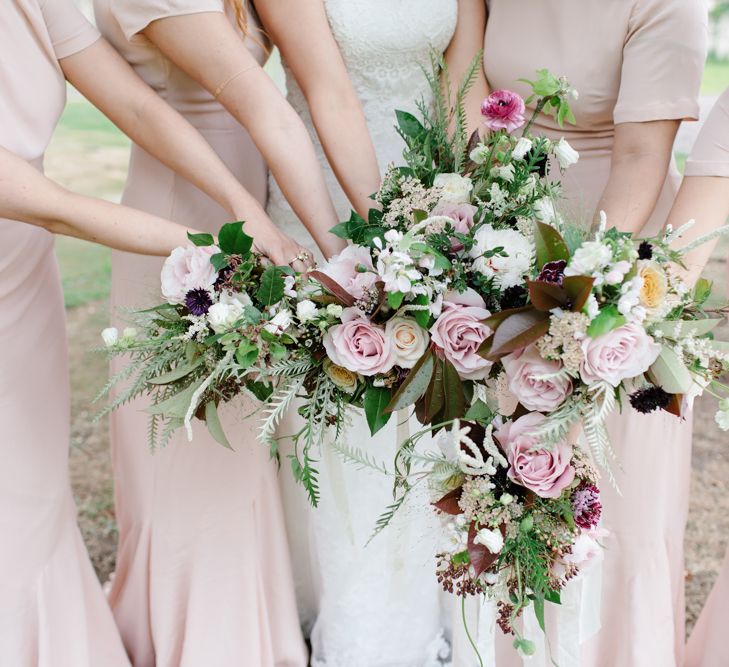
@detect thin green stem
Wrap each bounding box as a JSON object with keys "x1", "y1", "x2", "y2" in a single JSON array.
[
  {"x1": 521, "y1": 98, "x2": 548, "y2": 137},
  {"x1": 461, "y1": 596, "x2": 484, "y2": 667}
]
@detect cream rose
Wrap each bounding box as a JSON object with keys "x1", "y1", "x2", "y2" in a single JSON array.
[
  {"x1": 385, "y1": 316, "x2": 430, "y2": 369},
  {"x1": 434, "y1": 173, "x2": 474, "y2": 204},
  {"x1": 637, "y1": 260, "x2": 668, "y2": 315}
]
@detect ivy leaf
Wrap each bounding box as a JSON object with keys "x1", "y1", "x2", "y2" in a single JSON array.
[
  {"x1": 187, "y1": 231, "x2": 215, "y2": 247},
  {"x1": 465, "y1": 400, "x2": 493, "y2": 422},
  {"x1": 329, "y1": 222, "x2": 350, "y2": 239},
  {"x1": 211, "y1": 252, "x2": 229, "y2": 272},
  {"x1": 246, "y1": 380, "x2": 273, "y2": 402},
  {"x1": 533, "y1": 221, "x2": 570, "y2": 269},
  {"x1": 364, "y1": 386, "x2": 393, "y2": 436},
  {"x1": 218, "y1": 221, "x2": 254, "y2": 256},
  {"x1": 586, "y1": 305, "x2": 626, "y2": 338},
  {"x1": 205, "y1": 401, "x2": 233, "y2": 450},
  {"x1": 235, "y1": 339, "x2": 260, "y2": 369},
  {"x1": 256, "y1": 265, "x2": 285, "y2": 306}
]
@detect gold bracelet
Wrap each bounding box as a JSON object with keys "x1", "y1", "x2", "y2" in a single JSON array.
[{"x1": 213, "y1": 65, "x2": 256, "y2": 99}]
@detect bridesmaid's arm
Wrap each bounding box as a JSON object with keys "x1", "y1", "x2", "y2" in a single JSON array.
[
  {"x1": 140, "y1": 13, "x2": 347, "y2": 259},
  {"x1": 594, "y1": 120, "x2": 680, "y2": 234},
  {"x1": 58, "y1": 39, "x2": 311, "y2": 268},
  {"x1": 255, "y1": 0, "x2": 381, "y2": 219},
  {"x1": 0, "y1": 145, "x2": 192, "y2": 255},
  {"x1": 444, "y1": 0, "x2": 489, "y2": 135},
  {"x1": 666, "y1": 176, "x2": 729, "y2": 287}
]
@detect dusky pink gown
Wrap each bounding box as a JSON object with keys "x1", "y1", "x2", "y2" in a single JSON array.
[
  {"x1": 0, "y1": 2, "x2": 130, "y2": 666},
  {"x1": 482, "y1": 1, "x2": 707, "y2": 665},
  {"x1": 683, "y1": 86, "x2": 729, "y2": 667},
  {"x1": 93, "y1": 1, "x2": 307, "y2": 665}
]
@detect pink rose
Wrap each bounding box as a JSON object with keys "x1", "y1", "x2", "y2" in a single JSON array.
[
  {"x1": 502, "y1": 345, "x2": 573, "y2": 412},
  {"x1": 580, "y1": 323, "x2": 661, "y2": 387},
  {"x1": 160, "y1": 245, "x2": 219, "y2": 304},
  {"x1": 495, "y1": 412, "x2": 575, "y2": 499},
  {"x1": 480, "y1": 90, "x2": 526, "y2": 133},
  {"x1": 431, "y1": 202, "x2": 478, "y2": 235},
  {"x1": 430, "y1": 289, "x2": 493, "y2": 380},
  {"x1": 318, "y1": 245, "x2": 377, "y2": 300},
  {"x1": 323, "y1": 308, "x2": 395, "y2": 376}
]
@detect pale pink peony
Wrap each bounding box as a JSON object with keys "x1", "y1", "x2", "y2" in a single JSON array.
[
  {"x1": 502, "y1": 345, "x2": 573, "y2": 412},
  {"x1": 580, "y1": 323, "x2": 661, "y2": 387},
  {"x1": 480, "y1": 90, "x2": 526, "y2": 133},
  {"x1": 495, "y1": 412, "x2": 576, "y2": 499},
  {"x1": 160, "y1": 245, "x2": 219, "y2": 304},
  {"x1": 323, "y1": 307, "x2": 395, "y2": 376},
  {"x1": 431, "y1": 202, "x2": 478, "y2": 235},
  {"x1": 317, "y1": 245, "x2": 377, "y2": 300},
  {"x1": 430, "y1": 289, "x2": 493, "y2": 380}
]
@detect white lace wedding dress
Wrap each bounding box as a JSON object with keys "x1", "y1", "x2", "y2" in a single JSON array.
[{"x1": 266, "y1": 1, "x2": 458, "y2": 665}]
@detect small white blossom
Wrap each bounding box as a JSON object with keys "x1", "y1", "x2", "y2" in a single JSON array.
[
  {"x1": 492, "y1": 163, "x2": 515, "y2": 183},
  {"x1": 264, "y1": 309, "x2": 293, "y2": 335},
  {"x1": 474, "y1": 527, "x2": 504, "y2": 554},
  {"x1": 101, "y1": 327, "x2": 119, "y2": 347},
  {"x1": 470, "y1": 143, "x2": 490, "y2": 164},
  {"x1": 715, "y1": 399, "x2": 729, "y2": 431},
  {"x1": 512, "y1": 137, "x2": 533, "y2": 160},
  {"x1": 604, "y1": 260, "x2": 632, "y2": 286},
  {"x1": 122, "y1": 327, "x2": 138, "y2": 342},
  {"x1": 533, "y1": 197, "x2": 558, "y2": 224},
  {"x1": 585, "y1": 294, "x2": 600, "y2": 321},
  {"x1": 296, "y1": 299, "x2": 319, "y2": 323},
  {"x1": 554, "y1": 137, "x2": 579, "y2": 169},
  {"x1": 326, "y1": 304, "x2": 343, "y2": 319},
  {"x1": 565, "y1": 241, "x2": 613, "y2": 279}
]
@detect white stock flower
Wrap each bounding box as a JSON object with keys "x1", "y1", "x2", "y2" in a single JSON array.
[
  {"x1": 554, "y1": 137, "x2": 579, "y2": 169},
  {"x1": 604, "y1": 260, "x2": 632, "y2": 286},
  {"x1": 470, "y1": 224, "x2": 535, "y2": 289},
  {"x1": 101, "y1": 327, "x2": 119, "y2": 347},
  {"x1": 512, "y1": 137, "x2": 533, "y2": 160},
  {"x1": 265, "y1": 309, "x2": 294, "y2": 335},
  {"x1": 434, "y1": 173, "x2": 473, "y2": 204},
  {"x1": 296, "y1": 299, "x2": 319, "y2": 323},
  {"x1": 585, "y1": 294, "x2": 600, "y2": 321},
  {"x1": 474, "y1": 527, "x2": 504, "y2": 554},
  {"x1": 470, "y1": 143, "x2": 490, "y2": 164},
  {"x1": 385, "y1": 316, "x2": 429, "y2": 369}
]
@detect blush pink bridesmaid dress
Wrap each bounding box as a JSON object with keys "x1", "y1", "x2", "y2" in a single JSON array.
[
  {"x1": 93, "y1": 1, "x2": 307, "y2": 665},
  {"x1": 0, "y1": 1, "x2": 130, "y2": 666},
  {"x1": 683, "y1": 86, "x2": 729, "y2": 667},
  {"x1": 482, "y1": 1, "x2": 707, "y2": 665}
]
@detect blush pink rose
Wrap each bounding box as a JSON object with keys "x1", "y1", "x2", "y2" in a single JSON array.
[
  {"x1": 502, "y1": 345, "x2": 573, "y2": 412},
  {"x1": 323, "y1": 307, "x2": 395, "y2": 376},
  {"x1": 480, "y1": 90, "x2": 526, "y2": 133},
  {"x1": 431, "y1": 202, "x2": 478, "y2": 235},
  {"x1": 318, "y1": 245, "x2": 377, "y2": 300},
  {"x1": 430, "y1": 289, "x2": 493, "y2": 380},
  {"x1": 160, "y1": 245, "x2": 219, "y2": 304},
  {"x1": 580, "y1": 323, "x2": 661, "y2": 387},
  {"x1": 495, "y1": 412, "x2": 576, "y2": 499}
]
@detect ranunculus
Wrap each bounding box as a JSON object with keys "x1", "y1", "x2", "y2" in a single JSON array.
[
  {"x1": 554, "y1": 137, "x2": 579, "y2": 169},
  {"x1": 637, "y1": 260, "x2": 668, "y2": 315},
  {"x1": 580, "y1": 323, "x2": 661, "y2": 387},
  {"x1": 161, "y1": 245, "x2": 219, "y2": 304},
  {"x1": 317, "y1": 245, "x2": 377, "y2": 300},
  {"x1": 385, "y1": 316, "x2": 429, "y2": 369},
  {"x1": 474, "y1": 527, "x2": 504, "y2": 554},
  {"x1": 430, "y1": 289, "x2": 493, "y2": 380},
  {"x1": 431, "y1": 201, "x2": 478, "y2": 235},
  {"x1": 495, "y1": 412, "x2": 576, "y2": 499},
  {"x1": 433, "y1": 173, "x2": 473, "y2": 204},
  {"x1": 296, "y1": 299, "x2": 319, "y2": 323},
  {"x1": 502, "y1": 345, "x2": 572, "y2": 412},
  {"x1": 470, "y1": 224, "x2": 534, "y2": 290},
  {"x1": 323, "y1": 308, "x2": 395, "y2": 376},
  {"x1": 323, "y1": 358, "x2": 359, "y2": 394},
  {"x1": 101, "y1": 327, "x2": 119, "y2": 347},
  {"x1": 480, "y1": 89, "x2": 526, "y2": 133}
]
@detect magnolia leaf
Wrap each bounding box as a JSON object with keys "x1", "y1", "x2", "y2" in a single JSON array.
[
  {"x1": 488, "y1": 309, "x2": 550, "y2": 359},
  {"x1": 483, "y1": 306, "x2": 533, "y2": 330},
  {"x1": 693, "y1": 278, "x2": 712, "y2": 306},
  {"x1": 187, "y1": 232, "x2": 214, "y2": 247},
  {"x1": 528, "y1": 280, "x2": 570, "y2": 312},
  {"x1": 432, "y1": 487, "x2": 463, "y2": 515},
  {"x1": 533, "y1": 221, "x2": 570, "y2": 269},
  {"x1": 364, "y1": 386, "x2": 393, "y2": 436},
  {"x1": 663, "y1": 392, "x2": 684, "y2": 418},
  {"x1": 146, "y1": 379, "x2": 203, "y2": 419},
  {"x1": 386, "y1": 350, "x2": 434, "y2": 413},
  {"x1": 256, "y1": 266, "x2": 285, "y2": 306},
  {"x1": 204, "y1": 401, "x2": 233, "y2": 449},
  {"x1": 148, "y1": 358, "x2": 203, "y2": 385},
  {"x1": 563, "y1": 275, "x2": 595, "y2": 312},
  {"x1": 648, "y1": 346, "x2": 693, "y2": 395},
  {"x1": 422, "y1": 357, "x2": 445, "y2": 424},
  {"x1": 218, "y1": 221, "x2": 253, "y2": 256},
  {"x1": 441, "y1": 359, "x2": 467, "y2": 422},
  {"x1": 587, "y1": 305, "x2": 626, "y2": 338},
  {"x1": 651, "y1": 319, "x2": 723, "y2": 339},
  {"x1": 309, "y1": 270, "x2": 356, "y2": 307}
]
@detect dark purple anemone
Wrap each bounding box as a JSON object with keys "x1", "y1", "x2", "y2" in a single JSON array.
[{"x1": 185, "y1": 288, "x2": 213, "y2": 316}]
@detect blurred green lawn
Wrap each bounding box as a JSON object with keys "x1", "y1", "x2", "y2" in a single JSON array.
[{"x1": 702, "y1": 58, "x2": 729, "y2": 95}]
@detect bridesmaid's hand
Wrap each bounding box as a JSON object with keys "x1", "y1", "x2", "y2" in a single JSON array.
[{"x1": 247, "y1": 223, "x2": 316, "y2": 273}]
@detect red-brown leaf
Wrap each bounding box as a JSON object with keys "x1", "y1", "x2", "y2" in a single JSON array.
[
  {"x1": 309, "y1": 270, "x2": 356, "y2": 307},
  {"x1": 467, "y1": 521, "x2": 504, "y2": 578},
  {"x1": 433, "y1": 487, "x2": 463, "y2": 515},
  {"x1": 487, "y1": 309, "x2": 550, "y2": 359}
]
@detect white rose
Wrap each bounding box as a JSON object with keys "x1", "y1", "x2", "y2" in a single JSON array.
[
  {"x1": 434, "y1": 173, "x2": 473, "y2": 204},
  {"x1": 470, "y1": 224, "x2": 535, "y2": 289},
  {"x1": 554, "y1": 137, "x2": 579, "y2": 169},
  {"x1": 474, "y1": 527, "x2": 504, "y2": 554},
  {"x1": 533, "y1": 197, "x2": 558, "y2": 224},
  {"x1": 207, "y1": 301, "x2": 244, "y2": 334},
  {"x1": 296, "y1": 299, "x2": 319, "y2": 323},
  {"x1": 469, "y1": 143, "x2": 490, "y2": 164},
  {"x1": 512, "y1": 137, "x2": 533, "y2": 160},
  {"x1": 265, "y1": 309, "x2": 294, "y2": 335},
  {"x1": 385, "y1": 316, "x2": 430, "y2": 369},
  {"x1": 101, "y1": 327, "x2": 119, "y2": 347}
]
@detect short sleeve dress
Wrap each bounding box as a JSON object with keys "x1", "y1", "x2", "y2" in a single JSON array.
[
  {"x1": 481, "y1": 1, "x2": 707, "y2": 666},
  {"x1": 0, "y1": 2, "x2": 131, "y2": 666},
  {"x1": 683, "y1": 86, "x2": 729, "y2": 667},
  {"x1": 92, "y1": 1, "x2": 307, "y2": 666}
]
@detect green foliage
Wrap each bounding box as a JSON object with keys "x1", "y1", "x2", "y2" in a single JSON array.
[
  {"x1": 587, "y1": 305, "x2": 626, "y2": 338},
  {"x1": 256, "y1": 265, "x2": 286, "y2": 306},
  {"x1": 364, "y1": 386, "x2": 393, "y2": 435},
  {"x1": 218, "y1": 221, "x2": 254, "y2": 256}
]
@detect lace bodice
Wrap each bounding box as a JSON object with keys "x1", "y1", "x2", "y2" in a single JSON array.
[{"x1": 267, "y1": 0, "x2": 458, "y2": 248}]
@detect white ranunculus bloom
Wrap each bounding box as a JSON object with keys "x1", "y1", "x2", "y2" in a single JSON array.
[
  {"x1": 433, "y1": 172, "x2": 473, "y2": 204},
  {"x1": 101, "y1": 327, "x2": 119, "y2": 347},
  {"x1": 265, "y1": 309, "x2": 294, "y2": 335},
  {"x1": 469, "y1": 143, "x2": 490, "y2": 164},
  {"x1": 470, "y1": 224, "x2": 535, "y2": 289},
  {"x1": 474, "y1": 527, "x2": 504, "y2": 554},
  {"x1": 512, "y1": 136, "x2": 533, "y2": 160},
  {"x1": 554, "y1": 137, "x2": 579, "y2": 169},
  {"x1": 296, "y1": 299, "x2": 319, "y2": 323}
]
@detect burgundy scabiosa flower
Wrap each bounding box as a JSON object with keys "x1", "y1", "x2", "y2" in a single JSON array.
[
  {"x1": 638, "y1": 241, "x2": 654, "y2": 260},
  {"x1": 185, "y1": 288, "x2": 213, "y2": 316},
  {"x1": 629, "y1": 385, "x2": 672, "y2": 414},
  {"x1": 571, "y1": 484, "x2": 602, "y2": 530},
  {"x1": 537, "y1": 260, "x2": 568, "y2": 286},
  {"x1": 480, "y1": 90, "x2": 526, "y2": 133},
  {"x1": 499, "y1": 285, "x2": 528, "y2": 310}
]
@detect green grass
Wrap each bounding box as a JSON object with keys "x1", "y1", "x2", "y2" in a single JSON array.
[
  {"x1": 702, "y1": 59, "x2": 729, "y2": 96},
  {"x1": 56, "y1": 98, "x2": 129, "y2": 147},
  {"x1": 55, "y1": 237, "x2": 112, "y2": 308}
]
